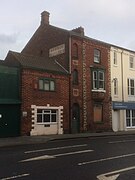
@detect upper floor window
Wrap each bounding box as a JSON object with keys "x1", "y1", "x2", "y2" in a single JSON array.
[
  {"x1": 92, "y1": 70, "x2": 105, "y2": 90},
  {"x1": 128, "y1": 78, "x2": 135, "y2": 96},
  {"x1": 39, "y1": 78, "x2": 55, "y2": 91},
  {"x1": 129, "y1": 55, "x2": 134, "y2": 69},
  {"x1": 113, "y1": 51, "x2": 117, "y2": 65},
  {"x1": 94, "y1": 49, "x2": 101, "y2": 63},
  {"x1": 72, "y1": 43, "x2": 78, "y2": 59},
  {"x1": 73, "y1": 69, "x2": 78, "y2": 85},
  {"x1": 114, "y1": 78, "x2": 118, "y2": 95}
]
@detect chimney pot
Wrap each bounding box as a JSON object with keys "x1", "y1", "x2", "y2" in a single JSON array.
[{"x1": 41, "y1": 11, "x2": 50, "y2": 25}]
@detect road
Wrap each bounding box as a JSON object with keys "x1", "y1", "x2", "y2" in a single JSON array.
[{"x1": 0, "y1": 135, "x2": 135, "y2": 180}]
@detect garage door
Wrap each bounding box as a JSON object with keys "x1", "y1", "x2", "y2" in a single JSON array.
[{"x1": 0, "y1": 105, "x2": 20, "y2": 137}]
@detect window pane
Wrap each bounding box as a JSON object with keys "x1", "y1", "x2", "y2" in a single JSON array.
[
  {"x1": 51, "y1": 114, "x2": 56, "y2": 122},
  {"x1": 131, "y1": 79, "x2": 134, "y2": 95},
  {"x1": 44, "y1": 80, "x2": 49, "y2": 91},
  {"x1": 37, "y1": 114, "x2": 42, "y2": 122},
  {"x1": 114, "y1": 51, "x2": 117, "y2": 65},
  {"x1": 43, "y1": 114, "x2": 50, "y2": 122},
  {"x1": 94, "y1": 49, "x2": 100, "y2": 63},
  {"x1": 126, "y1": 110, "x2": 130, "y2": 127},
  {"x1": 99, "y1": 71, "x2": 104, "y2": 89},
  {"x1": 50, "y1": 81, "x2": 55, "y2": 91},
  {"x1": 93, "y1": 71, "x2": 97, "y2": 89},
  {"x1": 39, "y1": 80, "x2": 43, "y2": 90},
  {"x1": 130, "y1": 56, "x2": 134, "y2": 68}
]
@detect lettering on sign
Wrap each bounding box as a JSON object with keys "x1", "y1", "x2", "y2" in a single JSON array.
[{"x1": 49, "y1": 44, "x2": 65, "y2": 57}]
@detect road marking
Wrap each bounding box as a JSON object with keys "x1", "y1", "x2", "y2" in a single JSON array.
[
  {"x1": 97, "y1": 166, "x2": 135, "y2": 180},
  {"x1": 21, "y1": 149, "x2": 93, "y2": 162},
  {"x1": 0, "y1": 173, "x2": 30, "y2": 180},
  {"x1": 97, "y1": 174, "x2": 119, "y2": 180},
  {"x1": 78, "y1": 152, "x2": 135, "y2": 166},
  {"x1": 25, "y1": 144, "x2": 88, "y2": 154},
  {"x1": 109, "y1": 139, "x2": 135, "y2": 144}
]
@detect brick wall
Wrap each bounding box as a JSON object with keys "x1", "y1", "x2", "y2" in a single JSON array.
[
  {"x1": 71, "y1": 36, "x2": 112, "y2": 132},
  {"x1": 21, "y1": 68, "x2": 69, "y2": 135},
  {"x1": 22, "y1": 25, "x2": 70, "y2": 71}
]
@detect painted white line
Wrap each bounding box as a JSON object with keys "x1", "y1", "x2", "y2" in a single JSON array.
[
  {"x1": 0, "y1": 173, "x2": 30, "y2": 180},
  {"x1": 97, "y1": 166, "x2": 135, "y2": 180},
  {"x1": 25, "y1": 144, "x2": 88, "y2": 154},
  {"x1": 21, "y1": 155, "x2": 55, "y2": 162},
  {"x1": 78, "y1": 152, "x2": 135, "y2": 166},
  {"x1": 54, "y1": 149, "x2": 93, "y2": 157},
  {"x1": 21, "y1": 149, "x2": 93, "y2": 162},
  {"x1": 109, "y1": 139, "x2": 135, "y2": 144},
  {"x1": 97, "y1": 174, "x2": 119, "y2": 180}
]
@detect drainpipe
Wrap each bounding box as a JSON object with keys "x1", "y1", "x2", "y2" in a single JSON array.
[
  {"x1": 120, "y1": 50, "x2": 124, "y2": 131},
  {"x1": 121, "y1": 51, "x2": 124, "y2": 102}
]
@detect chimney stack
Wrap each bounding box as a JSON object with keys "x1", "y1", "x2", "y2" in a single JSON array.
[
  {"x1": 41, "y1": 11, "x2": 50, "y2": 25},
  {"x1": 72, "y1": 26, "x2": 85, "y2": 36}
]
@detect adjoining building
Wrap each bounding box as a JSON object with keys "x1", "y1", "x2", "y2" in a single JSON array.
[
  {"x1": 111, "y1": 46, "x2": 135, "y2": 131},
  {"x1": 5, "y1": 51, "x2": 69, "y2": 136},
  {"x1": 0, "y1": 61, "x2": 21, "y2": 137}
]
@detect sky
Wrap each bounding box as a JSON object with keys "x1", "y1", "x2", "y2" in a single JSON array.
[{"x1": 0, "y1": 0, "x2": 135, "y2": 60}]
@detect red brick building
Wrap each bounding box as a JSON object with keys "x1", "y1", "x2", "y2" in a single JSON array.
[
  {"x1": 5, "y1": 51, "x2": 70, "y2": 135},
  {"x1": 20, "y1": 11, "x2": 112, "y2": 134}
]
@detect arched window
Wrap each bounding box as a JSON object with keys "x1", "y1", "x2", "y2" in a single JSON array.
[
  {"x1": 73, "y1": 69, "x2": 78, "y2": 85},
  {"x1": 72, "y1": 43, "x2": 78, "y2": 59}
]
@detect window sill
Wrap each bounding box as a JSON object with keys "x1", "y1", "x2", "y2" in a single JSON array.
[
  {"x1": 92, "y1": 89, "x2": 106, "y2": 93},
  {"x1": 37, "y1": 122, "x2": 57, "y2": 125}
]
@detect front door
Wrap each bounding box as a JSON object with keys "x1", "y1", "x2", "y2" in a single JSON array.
[{"x1": 72, "y1": 103, "x2": 80, "y2": 133}]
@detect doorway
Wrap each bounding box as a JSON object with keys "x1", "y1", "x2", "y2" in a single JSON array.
[{"x1": 72, "y1": 103, "x2": 80, "y2": 133}]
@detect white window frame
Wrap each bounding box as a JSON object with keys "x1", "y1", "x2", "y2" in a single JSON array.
[
  {"x1": 129, "y1": 55, "x2": 134, "y2": 69},
  {"x1": 92, "y1": 70, "x2": 105, "y2": 90},
  {"x1": 126, "y1": 109, "x2": 135, "y2": 128},
  {"x1": 114, "y1": 78, "x2": 118, "y2": 95},
  {"x1": 39, "y1": 78, "x2": 55, "y2": 91},
  {"x1": 113, "y1": 51, "x2": 117, "y2": 65},
  {"x1": 37, "y1": 109, "x2": 57, "y2": 124},
  {"x1": 128, "y1": 78, "x2": 135, "y2": 96},
  {"x1": 94, "y1": 49, "x2": 100, "y2": 63}
]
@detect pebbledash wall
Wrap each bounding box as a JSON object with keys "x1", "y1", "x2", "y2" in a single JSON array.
[{"x1": 21, "y1": 68, "x2": 69, "y2": 136}]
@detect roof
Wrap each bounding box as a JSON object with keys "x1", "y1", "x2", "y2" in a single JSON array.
[{"x1": 5, "y1": 51, "x2": 69, "y2": 75}]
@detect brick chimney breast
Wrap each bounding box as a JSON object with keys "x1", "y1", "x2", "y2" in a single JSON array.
[{"x1": 41, "y1": 11, "x2": 50, "y2": 25}]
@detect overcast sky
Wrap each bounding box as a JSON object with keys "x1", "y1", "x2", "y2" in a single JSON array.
[{"x1": 0, "y1": 0, "x2": 135, "y2": 59}]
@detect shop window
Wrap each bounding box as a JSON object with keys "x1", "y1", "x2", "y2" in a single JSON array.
[{"x1": 93, "y1": 104, "x2": 103, "y2": 122}]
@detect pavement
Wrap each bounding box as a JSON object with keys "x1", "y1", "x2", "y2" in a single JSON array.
[{"x1": 0, "y1": 130, "x2": 135, "y2": 148}]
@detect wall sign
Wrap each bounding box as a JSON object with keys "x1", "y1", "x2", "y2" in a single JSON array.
[{"x1": 49, "y1": 44, "x2": 65, "y2": 57}]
